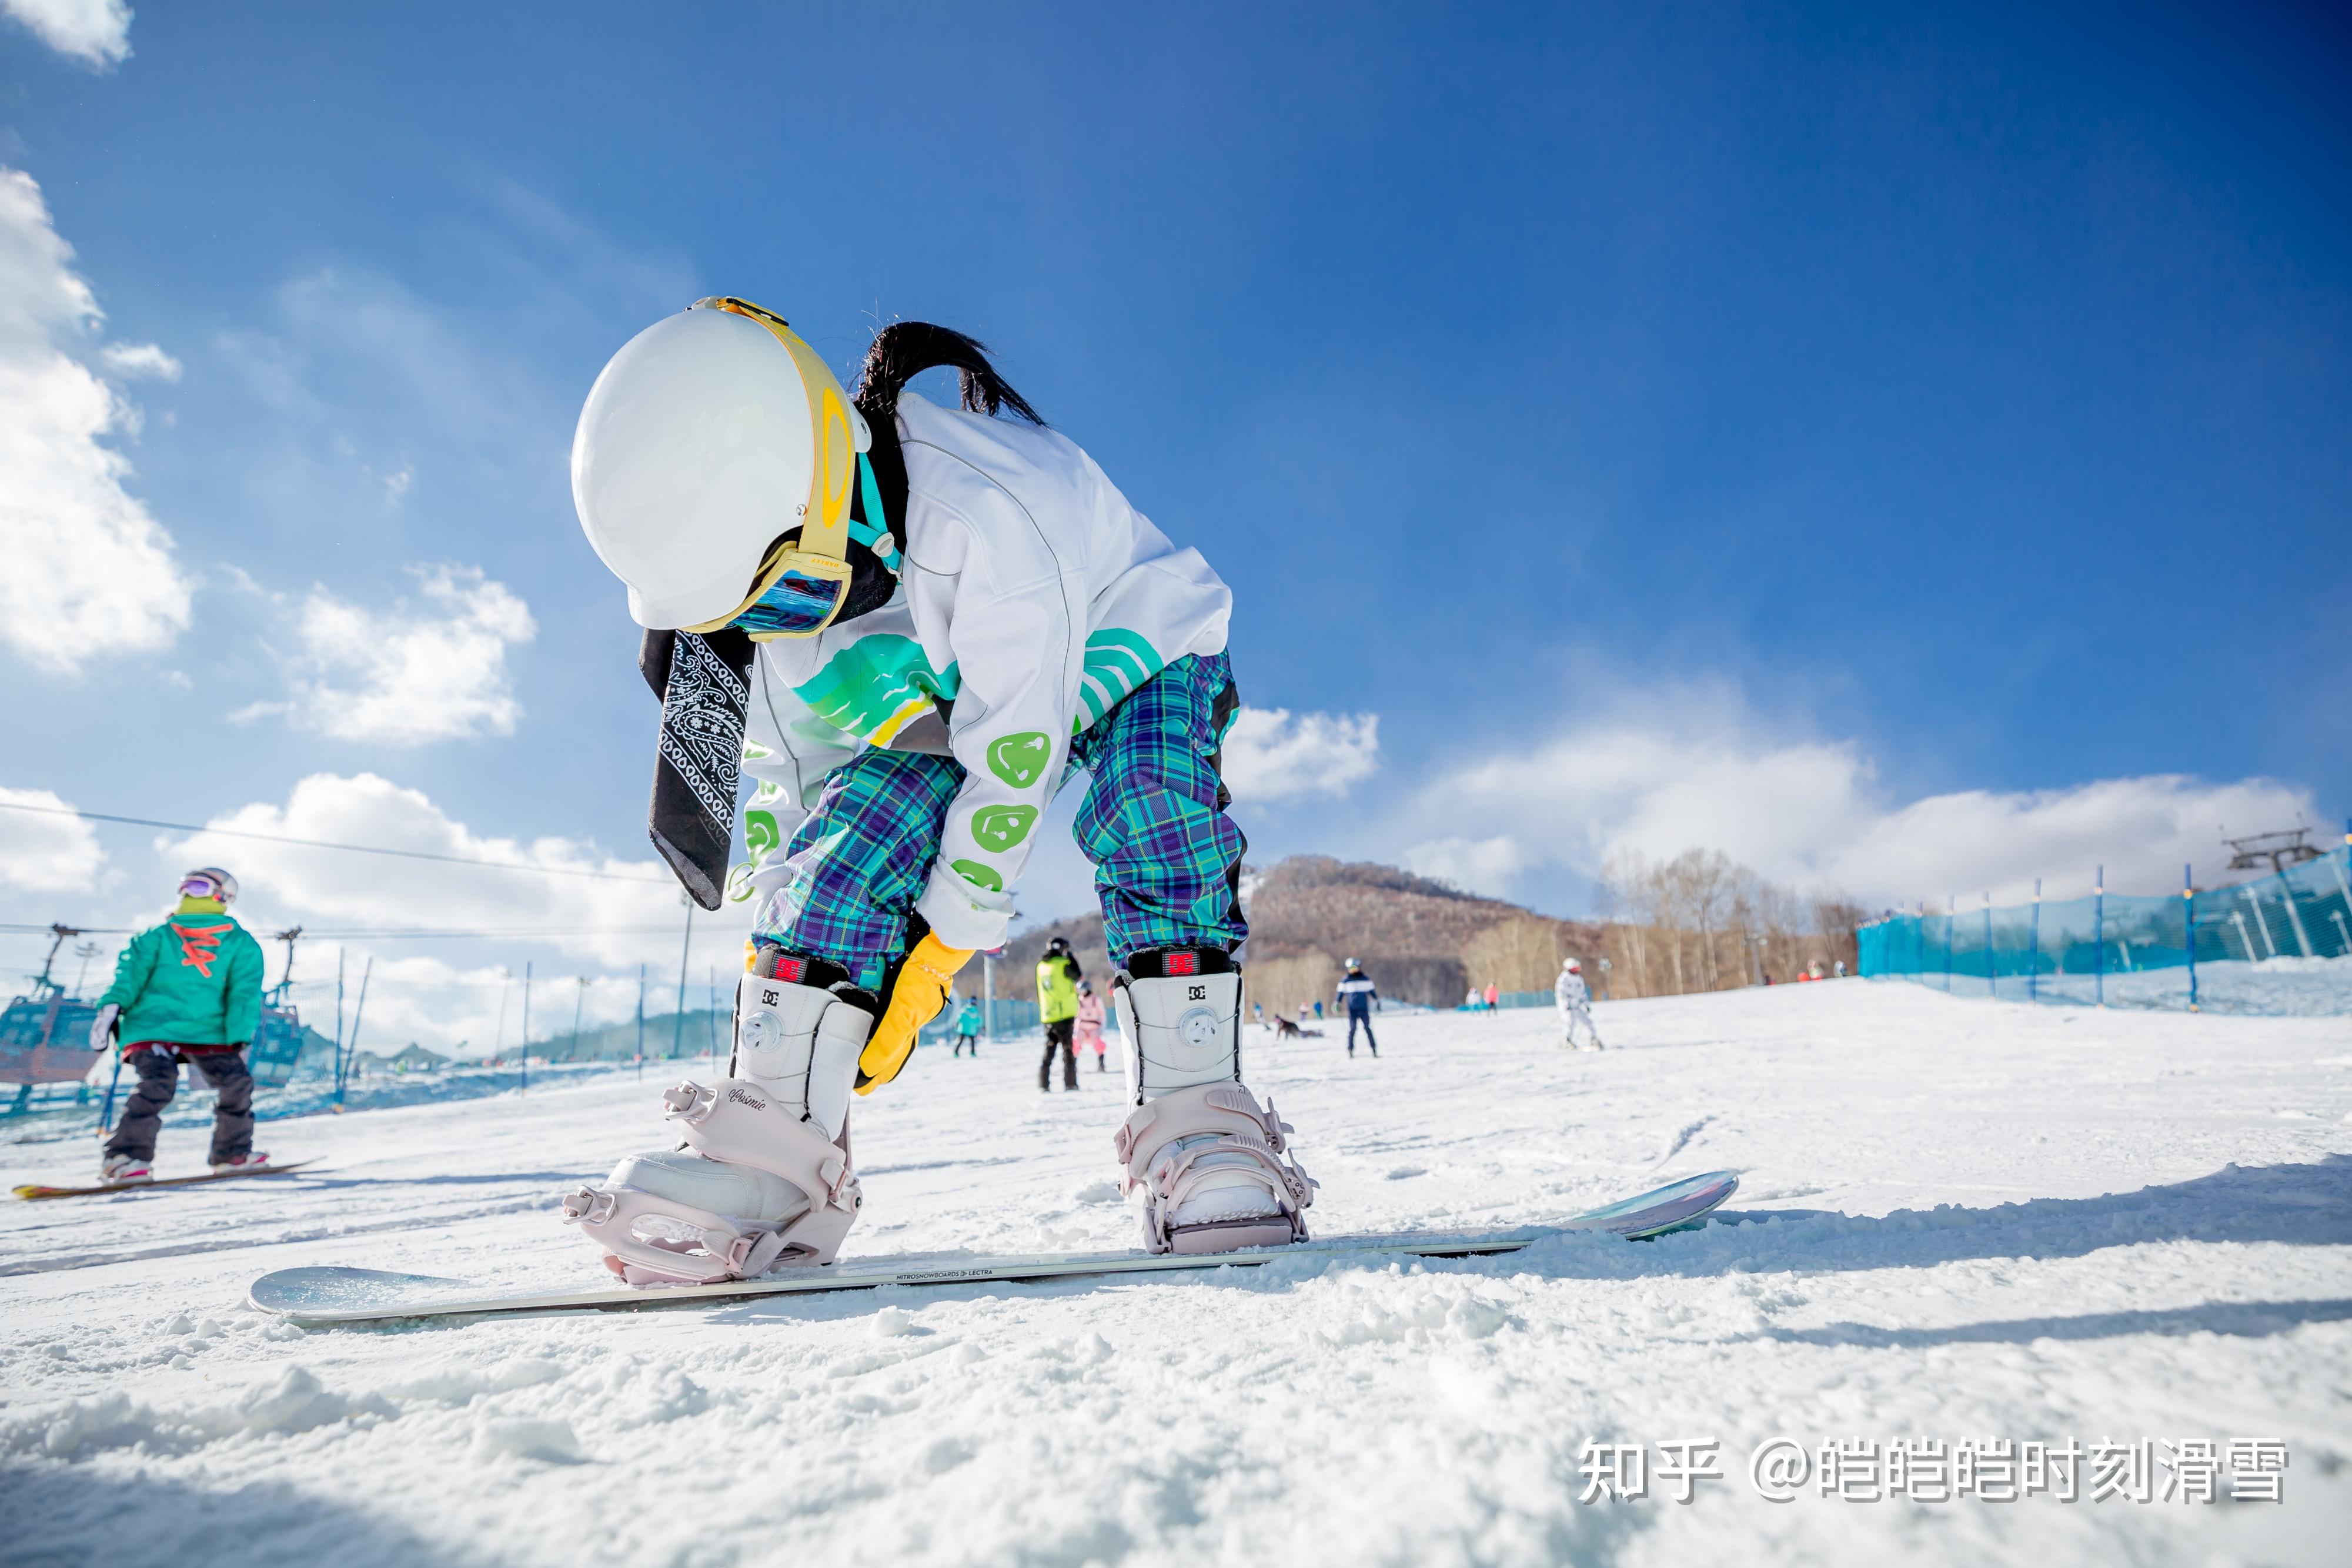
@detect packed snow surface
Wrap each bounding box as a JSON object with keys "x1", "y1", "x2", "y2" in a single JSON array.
[{"x1": 4, "y1": 982, "x2": 2348, "y2": 1566}]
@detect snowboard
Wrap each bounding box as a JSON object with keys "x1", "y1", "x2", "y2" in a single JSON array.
[
  {"x1": 247, "y1": 1169, "x2": 1738, "y2": 1327},
  {"x1": 13, "y1": 1159, "x2": 316, "y2": 1201}
]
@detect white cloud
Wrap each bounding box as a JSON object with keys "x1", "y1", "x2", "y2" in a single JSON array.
[
  {"x1": 0, "y1": 167, "x2": 191, "y2": 672},
  {"x1": 99, "y1": 340, "x2": 179, "y2": 380},
  {"x1": 1402, "y1": 693, "x2": 2320, "y2": 908},
  {"x1": 1401, "y1": 835, "x2": 1523, "y2": 894},
  {"x1": 0, "y1": 785, "x2": 104, "y2": 891},
  {"x1": 1222, "y1": 707, "x2": 1380, "y2": 803},
  {"x1": 1, "y1": 0, "x2": 131, "y2": 67},
  {"x1": 246, "y1": 565, "x2": 537, "y2": 745},
  {"x1": 158, "y1": 773, "x2": 717, "y2": 979}
]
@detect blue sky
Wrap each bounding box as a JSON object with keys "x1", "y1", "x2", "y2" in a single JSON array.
[{"x1": 1, "y1": 4, "x2": 2346, "y2": 1047}]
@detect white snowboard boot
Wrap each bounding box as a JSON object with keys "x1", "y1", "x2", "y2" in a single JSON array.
[
  {"x1": 564, "y1": 956, "x2": 871, "y2": 1286},
  {"x1": 99, "y1": 1152, "x2": 152, "y2": 1184},
  {"x1": 1110, "y1": 950, "x2": 1314, "y2": 1255}
]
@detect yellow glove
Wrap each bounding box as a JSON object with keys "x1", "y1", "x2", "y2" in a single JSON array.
[{"x1": 855, "y1": 934, "x2": 972, "y2": 1094}]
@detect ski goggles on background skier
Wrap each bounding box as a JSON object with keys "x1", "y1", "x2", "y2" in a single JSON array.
[
  {"x1": 178, "y1": 872, "x2": 232, "y2": 903},
  {"x1": 686, "y1": 451, "x2": 900, "y2": 640}
]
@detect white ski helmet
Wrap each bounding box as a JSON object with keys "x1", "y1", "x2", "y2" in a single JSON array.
[
  {"x1": 572, "y1": 297, "x2": 871, "y2": 632},
  {"x1": 1565, "y1": 958, "x2": 1581, "y2": 974}
]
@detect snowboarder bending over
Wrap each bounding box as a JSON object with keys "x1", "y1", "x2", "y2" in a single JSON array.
[
  {"x1": 562, "y1": 299, "x2": 1313, "y2": 1283},
  {"x1": 93, "y1": 868, "x2": 269, "y2": 1182},
  {"x1": 1337, "y1": 958, "x2": 1379, "y2": 1058},
  {"x1": 1556, "y1": 957, "x2": 1603, "y2": 1051},
  {"x1": 1076, "y1": 979, "x2": 1107, "y2": 1072},
  {"x1": 1037, "y1": 936, "x2": 1081, "y2": 1092}
]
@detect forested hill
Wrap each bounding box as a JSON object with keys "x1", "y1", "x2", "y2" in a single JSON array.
[{"x1": 1003, "y1": 855, "x2": 1601, "y2": 1014}]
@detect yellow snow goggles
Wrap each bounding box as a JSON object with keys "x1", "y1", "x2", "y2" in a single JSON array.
[{"x1": 680, "y1": 296, "x2": 861, "y2": 641}]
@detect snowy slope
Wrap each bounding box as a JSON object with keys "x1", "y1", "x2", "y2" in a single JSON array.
[{"x1": 3, "y1": 982, "x2": 2348, "y2": 1566}]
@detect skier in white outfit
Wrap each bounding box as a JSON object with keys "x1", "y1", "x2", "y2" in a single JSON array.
[
  {"x1": 560, "y1": 300, "x2": 1312, "y2": 1283},
  {"x1": 1556, "y1": 958, "x2": 1603, "y2": 1050}
]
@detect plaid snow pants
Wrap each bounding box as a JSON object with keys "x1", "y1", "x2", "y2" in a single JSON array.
[{"x1": 757, "y1": 653, "x2": 1247, "y2": 985}]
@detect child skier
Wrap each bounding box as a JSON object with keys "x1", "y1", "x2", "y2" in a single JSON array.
[
  {"x1": 1336, "y1": 958, "x2": 1379, "y2": 1058},
  {"x1": 562, "y1": 300, "x2": 1313, "y2": 1283},
  {"x1": 1075, "y1": 979, "x2": 1107, "y2": 1072},
  {"x1": 951, "y1": 995, "x2": 983, "y2": 1057},
  {"x1": 1556, "y1": 957, "x2": 1604, "y2": 1051},
  {"x1": 1037, "y1": 935, "x2": 1082, "y2": 1092},
  {"x1": 92, "y1": 868, "x2": 269, "y2": 1181}
]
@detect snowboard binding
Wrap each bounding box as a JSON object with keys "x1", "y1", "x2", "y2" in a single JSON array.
[
  {"x1": 564, "y1": 954, "x2": 871, "y2": 1286},
  {"x1": 1112, "y1": 950, "x2": 1315, "y2": 1255}
]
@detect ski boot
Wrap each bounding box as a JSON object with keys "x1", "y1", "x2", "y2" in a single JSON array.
[
  {"x1": 1110, "y1": 948, "x2": 1315, "y2": 1255},
  {"x1": 564, "y1": 952, "x2": 871, "y2": 1286},
  {"x1": 99, "y1": 1152, "x2": 152, "y2": 1184}
]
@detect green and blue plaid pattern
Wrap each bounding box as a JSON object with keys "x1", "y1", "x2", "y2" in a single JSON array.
[
  {"x1": 1071, "y1": 652, "x2": 1248, "y2": 964},
  {"x1": 757, "y1": 651, "x2": 1247, "y2": 981},
  {"x1": 756, "y1": 749, "x2": 962, "y2": 990}
]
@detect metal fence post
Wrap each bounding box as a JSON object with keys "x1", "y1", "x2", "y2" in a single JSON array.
[
  {"x1": 1982, "y1": 892, "x2": 1993, "y2": 998},
  {"x1": 2094, "y1": 866, "x2": 2105, "y2": 1008},
  {"x1": 2184, "y1": 863, "x2": 2198, "y2": 1012},
  {"x1": 1944, "y1": 895, "x2": 1955, "y2": 991},
  {"x1": 2028, "y1": 878, "x2": 2041, "y2": 1004}
]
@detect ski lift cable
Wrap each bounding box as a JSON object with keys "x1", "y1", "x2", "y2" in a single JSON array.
[{"x1": 0, "y1": 800, "x2": 673, "y2": 885}]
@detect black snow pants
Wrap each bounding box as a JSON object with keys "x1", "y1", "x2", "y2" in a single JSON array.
[
  {"x1": 953, "y1": 1031, "x2": 978, "y2": 1057},
  {"x1": 1040, "y1": 1017, "x2": 1078, "y2": 1089},
  {"x1": 103, "y1": 1045, "x2": 255, "y2": 1163},
  {"x1": 1347, "y1": 1010, "x2": 1377, "y2": 1055}
]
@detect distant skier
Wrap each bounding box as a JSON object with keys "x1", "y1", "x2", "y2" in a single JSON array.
[
  {"x1": 1035, "y1": 936, "x2": 1084, "y2": 1091},
  {"x1": 1076, "y1": 979, "x2": 1107, "y2": 1072},
  {"x1": 562, "y1": 299, "x2": 1312, "y2": 1281},
  {"x1": 951, "y1": 995, "x2": 983, "y2": 1057},
  {"x1": 1556, "y1": 957, "x2": 1603, "y2": 1051},
  {"x1": 1336, "y1": 958, "x2": 1379, "y2": 1058},
  {"x1": 1484, "y1": 981, "x2": 1499, "y2": 1014},
  {"x1": 93, "y1": 868, "x2": 269, "y2": 1181}
]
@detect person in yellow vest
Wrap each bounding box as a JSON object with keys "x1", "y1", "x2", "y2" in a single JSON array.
[
  {"x1": 1036, "y1": 936, "x2": 1081, "y2": 1092},
  {"x1": 93, "y1": 867, "x2": 268, "y2": 1182}
]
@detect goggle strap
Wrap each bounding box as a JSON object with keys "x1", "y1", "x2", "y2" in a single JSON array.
[{"x1": 844, "y1": 453, "x2": 901, "y2": 569}]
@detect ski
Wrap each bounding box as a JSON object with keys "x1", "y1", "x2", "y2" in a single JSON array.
[
  {"x1": 248, "y1": 1169, "x2": 1738, "y2": 1326},
  {"x1": 14, "y1": 1159, "x2": 316, "y2": 1201}
]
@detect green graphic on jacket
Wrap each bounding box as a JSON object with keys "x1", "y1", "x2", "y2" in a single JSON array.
[
  {"x1": 986, "y1": 731, "x2": 1051, "y2": 789},
  {"x1": 793, "y1": 634, "x2": 960, "y2": 748},
  {"x1": 951, "y1": 859, "x2": 1003, "y2": 892},
  {"x1": 970, "y1": 805, "x2": 1037, "y2": 852},
  {"x1": 744, "y1": 810, "x2": 782, "y2": 860}
]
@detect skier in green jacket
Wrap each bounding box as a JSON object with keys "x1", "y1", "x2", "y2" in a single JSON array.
[{"x1": 93, "y1": 867, "x2": 269, "y2": 1182}]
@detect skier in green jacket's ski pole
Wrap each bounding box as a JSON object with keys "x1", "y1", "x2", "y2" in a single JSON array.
[{"x1": 92, "y1": 868, "x2": 269, "y2": 1183}]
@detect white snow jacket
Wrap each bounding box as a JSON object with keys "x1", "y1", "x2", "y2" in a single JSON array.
[
  {"x1": 735, "y1": 392, "x2": 1232, "y2": 952},
  {"x1": 1555, "y1": 969, "x2": 1591, "y2": 1012}
]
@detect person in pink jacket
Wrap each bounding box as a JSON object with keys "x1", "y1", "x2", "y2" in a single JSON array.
[{"x1": 1075, "y1": 980, "x2": 1107, "y2": 1073}]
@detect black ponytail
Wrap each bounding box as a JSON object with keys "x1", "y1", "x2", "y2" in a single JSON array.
[
  {"x1": 854, "y1": 322, "x2": 1044, "y2": 429},
  {"x1": 846, "y1": 323, "x2": 1044, "y2": 601}
]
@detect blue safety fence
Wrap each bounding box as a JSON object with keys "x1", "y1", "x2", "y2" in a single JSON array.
[{"x1": 1859, "y1": 842, "x2": 2352, "y2": 1015}]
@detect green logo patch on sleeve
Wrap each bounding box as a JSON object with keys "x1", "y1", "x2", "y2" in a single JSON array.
[
  {"x1": 950, "y1": 859, "x2": 1004, "y2": 892},
  {"x1": 969, "y1": 804, "x2": 1038, "y2": 852},
  {"x1": 985, "y1": 731, "x2": 1052, "y2": 789},
  {"x1": 743, "y1": 810, "x2": 781, "y2": 859}
]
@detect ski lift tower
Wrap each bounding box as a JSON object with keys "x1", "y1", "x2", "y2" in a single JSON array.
[
  {"x1": 248, "y1": 927, "x2": 310, "y2": 1088},
  {"x1": 32, "y1": 923, "x2": 80, "y2": 999},
  {"x1": 268, "y1": 927, "x2": 305, "y2": 1005},
  {"x1": 2223, "y1": 828, "x2": 2320, "y2": 877}
]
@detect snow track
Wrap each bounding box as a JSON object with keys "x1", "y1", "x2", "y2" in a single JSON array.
[{"x1": 3, "y1": 982, "x2": 2347, "y2": 1566}]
